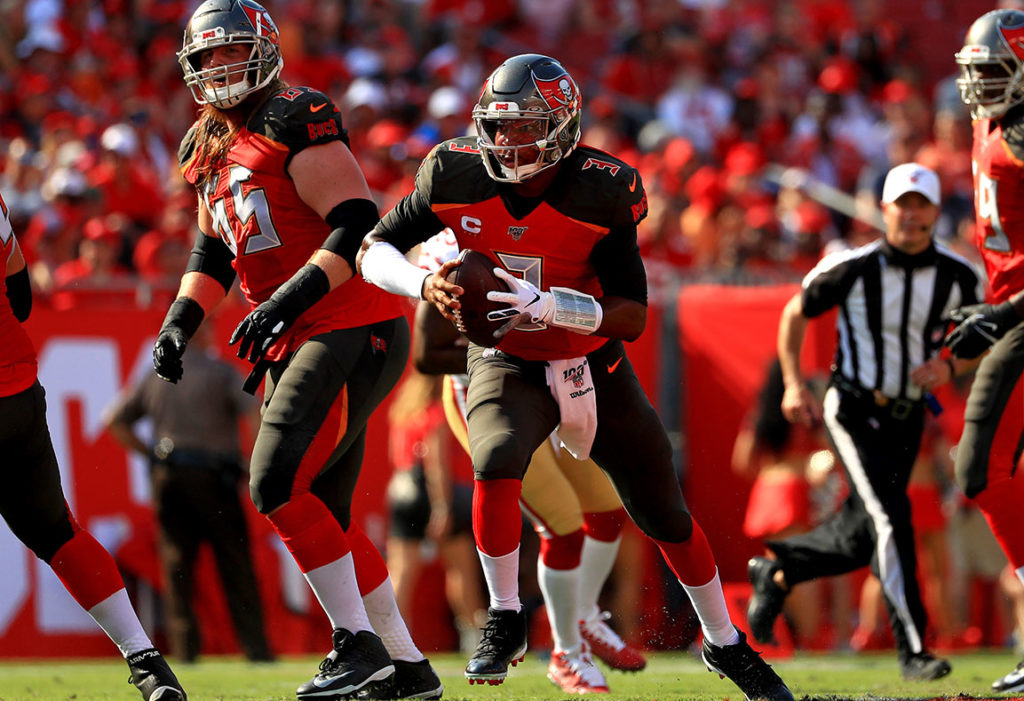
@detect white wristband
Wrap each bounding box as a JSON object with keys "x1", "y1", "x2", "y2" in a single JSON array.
[
  {"x1": 360, "y1": 240, "x2": 429, "y2": 300},
  {"x1": 548, "y1": 287, "x2": 603, "y2": 334}
]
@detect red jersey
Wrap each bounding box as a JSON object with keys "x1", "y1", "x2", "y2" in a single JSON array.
[
  {"x1": 0, "y1": 193, "x2": 38, "y2": 396},
  {"x1": 179, "y1": 86, "x2": 402, "y2": 360},
  {"x1": 971, "y1": 111, "x2": 1024, "y2": 303},
  {"x1": 376, "y1": 137, "x2": 648, "y2": 361}
]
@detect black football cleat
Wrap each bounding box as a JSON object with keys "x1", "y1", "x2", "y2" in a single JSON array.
[
  {"x1": 900, "y1": 652, "x2": 951, "y2": 681},
  {"x1": 126, "y1": 648, "x2": 186, "y2": 701},
  {"x1": 746, "y1": 557, "x2": 788, "y2": 644},
  {"x1": 355, "y1": 659, "x2": 444, "y2": 699},
  {"x1": 993, "y1": 658, "x2": 1024, "y2": 693},
  {"x1": 702, "y1": 628, "x2": 794, "y2": 701},
  {"x1": 464, "y1": 607, "x2": 528, "y2": 685},
  {"x1": 297, "y1": 628, "x2": 395, "y2": 699}
]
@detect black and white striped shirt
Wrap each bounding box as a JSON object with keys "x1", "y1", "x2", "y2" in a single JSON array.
[{"x1": 801, "y1": 239, "x2": 983, "y2": 401}]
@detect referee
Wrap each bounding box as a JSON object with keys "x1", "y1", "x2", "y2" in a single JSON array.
[{"x1": 746, "y1": 163, "x2": 983, "y2": 681}]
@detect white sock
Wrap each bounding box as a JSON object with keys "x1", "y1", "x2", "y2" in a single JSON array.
[
  {"x1": 363, "y1": 577, "x2": 423, "y2": 662},
  {"x1": 305, "y1": 553, "x2": 372, "y2": 633},
  {"x1": 87, "y1": 589, "x2": 154, "y2": 657},
  {"x1": 478, "y1": 546, "x2": 521, "y2": 611},
  {"x1": 538, "y1": 561, "x2": 581, "y2": 653},
  {"x1": 681, "y1": 569, "x2": 738, "y2": 647},
  {"x1": 579, "y1": 535, "x2": 620, "y2": 623}
]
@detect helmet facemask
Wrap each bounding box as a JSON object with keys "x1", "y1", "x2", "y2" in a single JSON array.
[
  {"x1": 178, "y1": 2, "x2": 283, "y2": 110},
  {"x1": 956, "y1": 50, "x2": 1024, "y2": 119},
  {"x1": 473, "y1": 108, "x2": 578, "y2": 183},
  {"x1": 956, "y1": 10, "x2": 1024, "y2": 120}
]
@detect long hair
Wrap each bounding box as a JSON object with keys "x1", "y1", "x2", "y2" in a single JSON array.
[{"x1": 191, "y1": 78, "x2": 287, "y2": 188}]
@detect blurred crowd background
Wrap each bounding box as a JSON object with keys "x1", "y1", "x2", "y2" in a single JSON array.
[
  {"x1": 3, "y1": 0, "x2": 1022, "y2": 659},
  {"x1": 0, "y1": 0, "x2": 995, "y2": 311}
]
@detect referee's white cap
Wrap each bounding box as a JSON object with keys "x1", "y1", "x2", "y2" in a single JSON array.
[{"x1": 882, "y1": 162, "x2": 941, "y2": 206}]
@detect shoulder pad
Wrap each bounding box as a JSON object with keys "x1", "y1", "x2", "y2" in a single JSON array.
[
  {"x1": 568, "y1": 146, "x2": 647, "y2": 228},
  {"x1": 250, "y1": 87, "x2": 348, "y2": 152},
  {"x1": 414, "y1": 137, "x2": 491, "y2": 203}
]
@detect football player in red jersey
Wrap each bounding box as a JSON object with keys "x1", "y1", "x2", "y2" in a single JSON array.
[
  {"x1": 357, "y1": 54, "x2": 793, "y2": 701},
  {"x1": 0, "y1": 193, "x2": 186, "y2": 701},
  {"x1": 947, "y1": 9, "x2": 1024, "y2": 694},
  {"x1": 155, "y1": 1, "x2": 440, "y2": 698}
]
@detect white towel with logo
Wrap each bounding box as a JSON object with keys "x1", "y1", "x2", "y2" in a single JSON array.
[{"x1": 544, "y1": 357, "x2": 598, "y2": 460}]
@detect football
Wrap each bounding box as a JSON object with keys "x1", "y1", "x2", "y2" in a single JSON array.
[{"x1": 445, "y1": 249, "x2": 511, "y2": 346}]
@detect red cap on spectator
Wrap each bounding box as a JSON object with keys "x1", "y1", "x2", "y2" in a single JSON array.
[
  {"x1": 818, "y1": 58, "x2": 858, "y2": 95},
  {"x1": 745, "y1": 203, "x2": 776, "y2": 231},
  {"x1": 881, "y1": 79, "x2": 914, "y2": 104},
  {"x1": 724, "y1": 142, "x2": 765, "y2": 176},
  {"x1": 366, "y1": 120, "x2": 407, "y2": 150},
  {"x1": 664, "y1": 138, "x2": 695, "y2": 171},
  {"x1": 83, "y1": 217, "x2": 120, "y2": 244},
  {"x1": 685, "y1": 166, "x2": 723, "y2": 207}
]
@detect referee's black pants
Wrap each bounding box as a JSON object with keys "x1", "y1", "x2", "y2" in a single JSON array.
[{"x1": 767, "y1": 384, "x2": 929, "y2": 662}]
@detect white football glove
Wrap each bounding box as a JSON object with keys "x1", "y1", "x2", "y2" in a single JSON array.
[
  {"x1": 486, "y1": 268, "x2": 553, "y2": 336},
  {"x1": 486, "y1": 268, "x2": 602, "y2": 336}
]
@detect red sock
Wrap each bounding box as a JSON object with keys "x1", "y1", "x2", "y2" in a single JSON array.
[
  {"x1": 539, "y1": 528, "x2": 584, "y2": 569},
  {"x1": 345, "y1": 521, "x2": 389, "y2": 595},
  {"x1": 50, "y1": 527, "x2": 125, "y2": 610},
  {"x1": 268, "y1": 493, "x2": 350, "y2": 573},
  {"x1": 975, "y1": 477, "x2": 1024, "y2": 570},
  {"x1": 473, "y1": 478, "x2": 522, "y2": 556},
  {"x1": 582, "y1": 508, "x2": 627, "y2": 542},
  {"x1": 653, "y1": 520, "x2": 716, "y2": 586}
]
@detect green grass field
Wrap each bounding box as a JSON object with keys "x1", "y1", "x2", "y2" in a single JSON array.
[{"x1": 0, "y1": 649, "x2": 1021, "y2": 700}]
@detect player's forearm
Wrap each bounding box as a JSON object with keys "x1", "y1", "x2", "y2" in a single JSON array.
[
  {"x1": 593, "y1": 296, "x2": 645, "y2": 341},
  {"x1": 777, "y1": 294, "x2": 808, "y2": 388},
  {"x1": 177, "y1": 271, "x2": 228, "y2": 313}
]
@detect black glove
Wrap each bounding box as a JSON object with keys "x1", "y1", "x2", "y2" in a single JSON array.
[
  {"x1": 229, "y1": 263, "x2": 330, "y2": 363},
  {"x1": 153, "y1": 298, "x2": 204, "y2": 383},
  {"x1": 943, "y1": 301, "x2": 1021, "y2": 359}
]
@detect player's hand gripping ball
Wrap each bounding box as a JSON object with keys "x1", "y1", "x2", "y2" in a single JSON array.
[{"x1": 444, "y1": 249, "x2": 511, "y2": 346}]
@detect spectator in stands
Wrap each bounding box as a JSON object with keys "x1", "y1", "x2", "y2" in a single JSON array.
[
  {"x1": 51, "y1": 214, "x2": 133, "y2": 310},
  {"x1": 87, "y1": 123, "x2": 164, "y2": 233}
]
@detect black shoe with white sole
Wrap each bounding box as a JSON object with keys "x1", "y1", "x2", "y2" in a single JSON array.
[
  {"x1": 464, "y1": 608, "x2": 527, "y2": 685},
  {"x1": 297, "y1": 628, "x2": 395, "y2": 699}
]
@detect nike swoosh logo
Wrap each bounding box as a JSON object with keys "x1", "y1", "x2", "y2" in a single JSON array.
[
  {"x1": 527, "y1": 293, "x2": 540, "y2": 307},
  {"x1": 607, "y1": 356, "x2": 623, "y2": 373},
  {"x1": 310, "y1": 102, "x2": 328, "y2": 113},
  {"x1": 628, "y1": 173, "x2": 637, "y2": 193},
  {"x1": 313, "y1": 673, "x2": 350, "y2": 688}
]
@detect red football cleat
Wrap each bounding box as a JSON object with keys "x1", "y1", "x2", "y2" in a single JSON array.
[
  {"x1": 580, "y1": 612, "x2": 647, "y2": 672},
  {"x1": 547, "y1": 648, "x2": 609, "y2": 695}
]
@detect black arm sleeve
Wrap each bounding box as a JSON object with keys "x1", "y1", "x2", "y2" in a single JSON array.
[
  {"x1": 5, "y1": 267, "x2": 31, "y2": 322},
  {"x1": 323, "y1": 198, "x2": 379, "y2": 269},
  {"x1": 590, "y1": 225, "x2": 648, "y2": 305},
  {"x1": 376, "y1": 188, "x2": 446, "y2": 254},
  {"x1": 185, "y1": 232, "x2": 236, "y2": 293}
]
